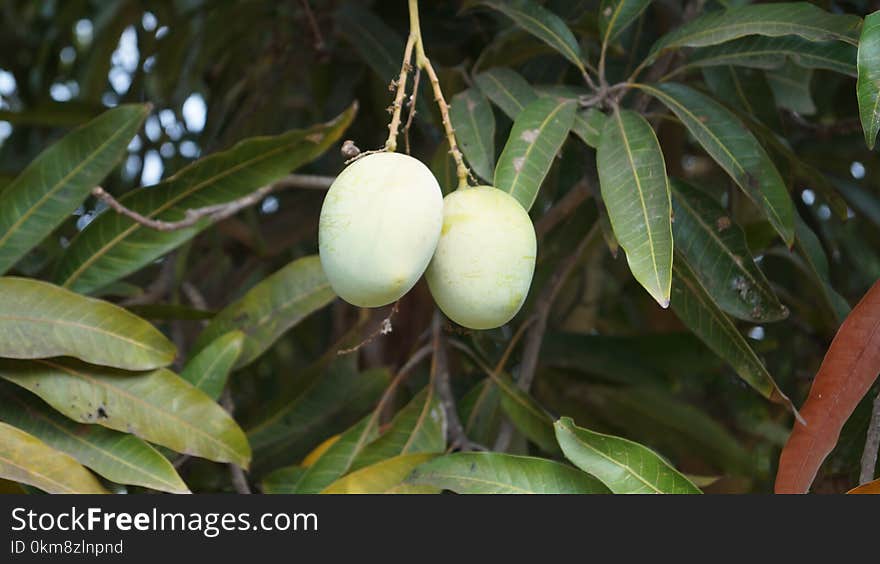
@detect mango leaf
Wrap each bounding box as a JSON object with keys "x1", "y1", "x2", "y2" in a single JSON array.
[
  {"x1": 533, "y1": 85, "x2": 606, "y2": 147},
  {"x1": 702, "y1": 66, "x2": 782, "y2": 131},
  {"x1": 848, "y1": 479, "x2": 880, "y2": 494},
  {"x1": 322, "y1": 453, "x2": 439, "y2": 494},
  {"x1": 125, "y1": 304, "x2": 216, "y2": 321},
  {"x1": 468, "y1": 0, "x2": 586, "y2": 74},
  {"x1": 291, "y1": 416, "x2": 378, "y2": 493},
  {"x1": 0, "y1": 381, "x2": 187, "y2": 493},
  {"x1": 766, "y1": 61, "x2": 815, "y2": 115},
  {"x1": 0, "y1": 359, "x2": 251, "y2": 468},
  {"x1": 460, "y1": 380, "x2": 502, "y2": 446},
  {"x1": 686, "y1": 36, "x2": 857, "y2": 76},
  {"x1": 671, "y1": 258, "x2": 796, "y2": 412},
  {"x1": 351, "y1": 386, "x2": 447, "y2": 471},
  {"x1": 494, "y1": 373, "x2": 559, "y2": 453},
  {"x1": 54, "y1": 105, "x2": 356, "y2": 294},
  {"x1": 0, "y1": 104, "x2": 148, "y2": 275},
  {"x1": 450, "y1": 88, "x2": 496, "y2": 182},
  {"x1": 857, "y1": 11, "x2": 880, "y2": 149},
  {"x1": 776, "y1": 280, "x2": 880, "y2": 494},
  {"x1": 261, "y1": 466, "x2": 306, "y2": 494},
  {"x1": 192, "y1": 256, "x2": 336, "y2": 369},
  {"x1": 406, "y1": 451, "x2": 609, "y2": 494},
  {"x1": 180, "y1": 331, "x2": 244, "y2": 400},
  {"x1": 0, "y1": 422, "x2": 108, "y2": 494},
  {"x1": 793, "y1": 215, "x2": 850, "y2": 324},
  {"x1": 647, "y1": 3, "x2": 862, "y2": 63},
  {"x1": 555, "y1": 417, "x2": 700, "y2": 494},
  {"x1": 0, "y1": 277, "x2": 175, "y2": 371},
  {"x1": 599, "y1": 0, "x2": 652, "y2": 44},
  {"x1": 248, "y1": 365, "x2": 389, "y2": 472},
  {"x1": 474, "y1": 68, "x2": 537, "y2": 119},
  {"x1": 495, "y1": 97, "x2": 576, "y2": 211},
  {"x1": 638, "y1": 82, "x2": 794, "y2": 245},
  {"x1": 671, "y1": 179, "x2": 787, "y2": 322},
  {"x1": 597, "y1": 108, "x2": 673, "y2": 307}
]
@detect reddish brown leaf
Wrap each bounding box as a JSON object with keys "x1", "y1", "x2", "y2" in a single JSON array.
[
  {"x1": 775, "y1": 279, "x2": 880, "y2": 494},
  {"x1": 847, "y1": 479, "x2": 880, "y2": 494}
]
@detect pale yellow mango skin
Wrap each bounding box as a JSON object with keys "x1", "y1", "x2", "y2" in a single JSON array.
[
  {"x1": 426, "y1": 186, "x2": 537, "y2": 330},
  {"x1": 319, "y1": 152, "x2": 443, "y2": 307}
]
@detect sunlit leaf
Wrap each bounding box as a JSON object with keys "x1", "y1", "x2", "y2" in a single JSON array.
[
  {"x1": 0, "y1": 104, "x2": 148, "y2": 275},
  {"x1": 54, "y1": 105, "x2": 356, "y2": 294},
  {"x1": 0, "y1": 422, "x2": 108, "y2": 494},
  {"x1": 323, "y1": 453, "x2": 439, "y2": 494},
  {"x1": 495, "y1": 97, "x2": 575, "y2": 210},
  {"x1": 261, "y1": 466, "x2": 306, "y2": 494},
  {"x1": 0, "y1": 277, "x2": 175, "y2": 371},
  {"x1": 0, "y1": 381, "x2": 188, "y2": 493},
  {"x1": 597, "y1": 108, "x2": 673, "y2": 307},
  {"x1": 290, "y1": 416, "x2": 377, "y2": 493},
  {"x1": 0, "y1": 359, "x2": 251, "y2": 467},
  {"x1": 407, "y1": 451, "x2": 609, "y2": 494},
  {"x1": 554, "y1": 416, "x2": 700, "y2": 494},
  {"x1": 776, "y1": 280, "x2": 880, "y2": 493}
]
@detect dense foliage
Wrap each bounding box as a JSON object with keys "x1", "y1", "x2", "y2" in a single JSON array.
[{"x1": 1, "y1": 0, "x2": 879, "y2": 494}]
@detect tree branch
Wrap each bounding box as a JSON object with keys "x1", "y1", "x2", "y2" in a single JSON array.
[
  {"x1": 92, "y1": 174, "x2": 335, "y2": 232},
  {"x1": 860, "y1": 389, "x2": 880, "y2": 484}
]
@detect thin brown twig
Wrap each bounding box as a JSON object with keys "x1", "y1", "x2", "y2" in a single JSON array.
[
  {"x1": 518, "y1": 222, "x2": 601, "y2": 392},
  {"x1": 221, "y1": 390, "x2": 251, "y2": 494},
  {"x1": 298, "y1": 0, "x2": 325, "y2": 52},
  {"x1": 860, "y1": 389, "x2": 880, "y2": 484},
  {"x1": 403, "y1": 67, "x2": 421, "y2": 155},
  {"x1": 337, "y1": 301, "x2": 400, "y2": 355},
  {"x1": 534, "y1": 178, "x2": 591, "y2": 238},
  {"x1": 92, "y1": 174, "x2": 334, "y2": 233}
]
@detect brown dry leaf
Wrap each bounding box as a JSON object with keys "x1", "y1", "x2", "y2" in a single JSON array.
[{"x1": 847, "y1": 479, "x2": 880, "y2": 494}]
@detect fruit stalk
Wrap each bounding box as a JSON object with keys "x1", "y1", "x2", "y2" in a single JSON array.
[{"x1": 385, "y1": 0, "x2": 471, "y2": 190}]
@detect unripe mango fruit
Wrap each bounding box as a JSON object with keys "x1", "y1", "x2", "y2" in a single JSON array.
[
  {"x1": 426, "y1": 186, "x2": 537, "y2": 330},
  {"x1": 319, "y1": 152, "x2": 443, "y2": 307}
]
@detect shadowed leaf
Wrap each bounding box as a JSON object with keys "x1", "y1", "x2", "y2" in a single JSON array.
[{"x1": 858, "y1": 11, "x2": 880, "y2": 149}]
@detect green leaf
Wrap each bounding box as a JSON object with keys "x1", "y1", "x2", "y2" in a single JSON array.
[
  {"x1": 192, "y1": 256, "x2": 335, "y2": 369},
  {"x1": 0, "y1": 422, "x2": 108, "y2": 494},
  {"x1": 597, "y1": 109, "x2": 673, "y2": 307},
  {"x1": 180, "y1": 331, "x2": 244, "y2": 400},
  {"x1": 766, "y1": 61, "x2": 815, "y2": 115},
  {"x1": 0, "y1": 381, "x2": 187, "y2": 493},
  {"x1": 0, "y1": 104, "x2": 148, "y2": 275},
  {"x1": 858, "y1": 11, "x2": 880, "y2": 149},
  {"x1": 468, "y1": 0, "x2": 586, "y2": 74},
  {"x1": 291, "y1": 416, "x2": 378, "y2": 493},
  {"x1": 793, "y1": 214, "x2": 850, "y2": 324},
  {"x1": 670, "y1": 258, "x2": 796, "y2": 411},
  {"x1": 350, "y1": 386, "x2": 447, "y2": 471},
  {"x1": 637, "y1": 82, "x2": 794, "y2": 245},
  {"x1": 460, "y1": 380, "x2": 502, "y2": 446},
  {"x1": 494, "y1": 373, "x2": 559, "y2": 453},
  {"x1": 671, "y1": 179, "x2": 787, "y2": 322},
  {"x1": 599, "y1": 0, "x2": 652, "y2": 44},
  {"x1": 248, "y1": 364, "x2": 389, "y2": 472},
  {"x1": 335, "y1": 3, "x2": 401, "y2": 82},
  {"x1": 0, "y1": 359, "x2": 251, "y2": 468},
  {"x1": 450, "y1": 88, "x2": 496, "y2": 182},
  {"x1": 125, "y1": 304, "x2": 216, "y2": 321},
  {"x1": 406, "y1": 452, "x2": 609, "y2": 494},
  {"x1": 261, "y1": 466, "x2": 306, "y2": 494},
  {"x1": 686, "y1": 36, "x2": 857, "y2": 76},
  {"x1": 322, "y1": 453, "x2": 439, "y2": 494},
  {"x1": 647, "y1": 2, "x2": 862, "y2": 63},
  {"x1": 702, "y1": 66, "x2": 782, "y2": 131},
  {"x1": 495, "y1": 97, "x2": 576, "y2": 210},
  {"x1": 54, "y1": 105, "x2": 356, "y2": 294},
  {"x1": 533, "y1": 85, "x2": 606, "y2": 147},
  {"x1": 0, "y1": 277, "x2": 175, "y2": 371},
  {"x1": 474, "y1": 68, "x2": 537, "y2": 119},
  {"x1": 554, "y1": 416, "x2": 701, "y2": 494}
]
